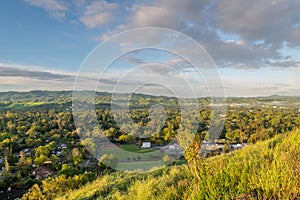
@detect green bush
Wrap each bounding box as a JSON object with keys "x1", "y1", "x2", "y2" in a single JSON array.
[{"x1": 98, "y1": 154, "x2": 118, "y2": 169}]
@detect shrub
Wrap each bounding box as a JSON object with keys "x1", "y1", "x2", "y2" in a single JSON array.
[{"x1": 98, "y1": 154, "x2": 118, "y2": 169}]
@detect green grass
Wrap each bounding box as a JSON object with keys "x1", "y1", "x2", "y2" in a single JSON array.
[
  {"x1": 54, "y1": 166, "x2": 191, "y2": 200},
  {"x1": 188, "y1": 130, "x2": 300, "y2": 199},
  {"x1": 99, "y1": 145, "x2": 162, "y2": 163},
  {"x1": 100, "y1": 145, "x2": 184, "y2": 171},
  {"x1": 120, "y1": 144, "x2": 155, "y2": 153}
]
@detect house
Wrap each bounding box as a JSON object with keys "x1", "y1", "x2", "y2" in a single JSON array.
[
  {"x1": 60, "y1": 143, "x2": 68, "y2": 149},
  {"x1": 201, "y1": 141, "x2": 224, "y2": 151},
  {"x1": 23, "y1": 148, "x2": 30, "y2": 153},
  {"x1": 32, "y1": 166, "x2": 56, "y2": 179},
  {"x1": 43, "y1": 161, "x2": 52, "y2": 165},
  {"x1": 168, "y1": 143, "x2": 180, "y2": 150},
  {"x1": 165, "y1": 143, "x2": 183, "y2": 157},
  {"x1": 53, "y1": 150, "x2": 62, "y2": 157},
  {"x1": 231, "y1": 144, "x2": 242, "y2": 150},
  {"x1": 22, "y1": 148, "x2": 32, "y2": 156},
  {"x1": 141, "y1": 142, "x2": 151, "y2": 148}
]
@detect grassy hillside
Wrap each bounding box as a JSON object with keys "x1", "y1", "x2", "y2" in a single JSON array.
[{"x1": 23, "y1": 129, "x2": 300, "y2": 200}]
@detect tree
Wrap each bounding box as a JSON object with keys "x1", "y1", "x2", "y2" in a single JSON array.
[
  {"x1": 72, "y1": 148, "x2": 83, "y2": 167},
  {"x1": 98, "y1": 154, "x2": 118, "y2": 169},
  {"x1": 35, "y1": 142, "x2": 55, "y2": 157},
  {"x1": 19, "y1": 151, "x2": 26, "y2": 166},
  {"x1": 50, "y1": 154, "x2": 60, "y2": 168},
  {"x1": 34, "y1": 155, "x2": 49, "y2": 165},
  {"x1": 223, "y1": 141, "x2": 231, "y2": 153},
  {"x1": 176, "y1": 124, "x2": 204, "y2": 181},
  {"x1": 162, "y1": 155, "x2": 174, "y2": 164},
  {"x1": 103, "y1": 127, "x2": 118, "y2": 141},
  {"x1": 22, "y1": 184, "x2": 46, "y2": 200},
  {"x1": 58, "y1": 164, "x2": 81, "y2": 176},
  {"x1": 4, "y1": 156, "x2": 10, "y2": 172},
  {"x1": 26, "y1": 125, "x2": 38, "y2": 138},
  {"x1": 118, "y1": 134, "x2": 135, "y2": 143}
]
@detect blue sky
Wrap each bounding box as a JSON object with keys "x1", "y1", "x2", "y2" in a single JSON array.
[
  {"x1": 0, "y1": 0, "x2": 300, "y2": 96},
  {"x1": 0, "y1": 1, "x2": 96, "y2": 70}
]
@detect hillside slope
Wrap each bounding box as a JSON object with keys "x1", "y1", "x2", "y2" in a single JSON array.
[{"x1": 24, "y1": 129, "x2": 300, "y2": 200}]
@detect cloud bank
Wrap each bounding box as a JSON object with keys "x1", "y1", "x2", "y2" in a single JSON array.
[{"x1": 17, "y1": 0, "x2": 300, "y2": 96}]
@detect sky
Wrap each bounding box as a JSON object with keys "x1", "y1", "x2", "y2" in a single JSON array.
[{"x1": 0, "y1": 0, "x2": 300, "y2": 97}]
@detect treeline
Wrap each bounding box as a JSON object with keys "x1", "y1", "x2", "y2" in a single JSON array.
[{"x1": 1, "y1": 101, "x2": 300, "y2": 155}]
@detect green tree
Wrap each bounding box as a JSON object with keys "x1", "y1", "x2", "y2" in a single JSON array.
[
  {"x1": 72, "y1": 148, "x2": 83, "y2": 167},
  {"x1": 34, "y1": 155, "x2": 49, "y2": 165},
  {"x1": 98, "y1": 154, "x2": 118, "y2": 169},
  {"x1": 118, "y1": 134, "x2": 135, "y2": 143},
  {"x1": 162, "y1": 155, "x2": 174, "y2": 164},
  {"x1": 22, "y1": 184, "x2": 46, "y2": 200},
  {"x1": 19, "y1": 151, "x2": 26, "y2": 166},
  {"x1": 4, "y1": 156, "x2": 10, "y2": 172}
]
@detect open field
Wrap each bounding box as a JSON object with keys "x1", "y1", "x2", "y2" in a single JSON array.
[
  {"x1": 120, "y1": 144, "x2": 155, "y2": 153},
  {"x1": 99, "y1": 144, "x2": 162, "y2": 162}
]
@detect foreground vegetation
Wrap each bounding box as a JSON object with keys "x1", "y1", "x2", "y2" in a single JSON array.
[{"x1": 23, "y1": 129, "x2": 300, "y2": 199}]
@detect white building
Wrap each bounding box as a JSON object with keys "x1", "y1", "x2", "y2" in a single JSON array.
[{"x1": 141, "y1": 142, "x2": 151, "y2": 148}]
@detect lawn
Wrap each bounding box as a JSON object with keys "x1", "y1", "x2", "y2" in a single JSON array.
[
  {"x1": 120, "y1": 144, "x2": 155, "y2": 153},
  {"x1": 99, "y1": 144, "x2": 162, "y2": 162},
  {"x1": 99, "y1": 144, "x2": 186, "y2": 171}
]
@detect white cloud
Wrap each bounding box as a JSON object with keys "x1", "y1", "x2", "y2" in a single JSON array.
[
  {"x1": 23, "y1": 0, "x2": 119, "y2": 27},
  {"x1": 80, "y1": 0, "x2": 119, "y2": 28},
  {"x1": 19, "y1": 0, "x2": 300, "y2": 96},
  {"x1": 81, "y1": 13, "x2": 111, "y2": 28},
  {"x1": 24, "y1": 0, "x2": 68, "y2": 19},
  {"x1": 95, "y1": 0, "x2": 300, "y2": 70},
  {"x1": 72, "y1": 0, "x2": 88, "y2": 8},
  {"x1": 215, "y1": 0, "x2": 300, "y2": 46}
]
